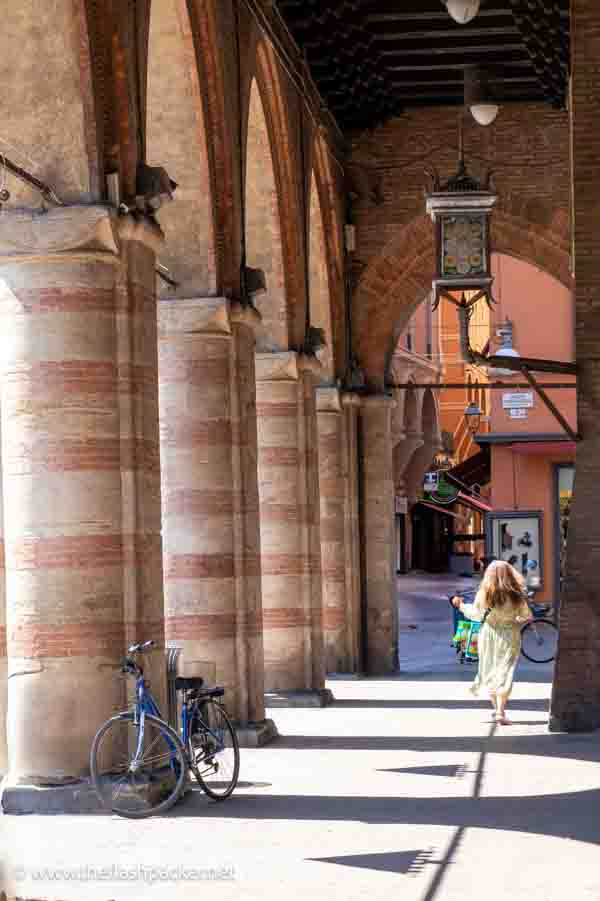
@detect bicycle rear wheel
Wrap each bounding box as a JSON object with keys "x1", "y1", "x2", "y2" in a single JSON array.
[
  {"x1": 190, "y1": 701, "x2": 240, "y2": 801},
  {"x1": 520, "y1": 618, "x2": 558, "y2": 663},
  {"x1": 90, "y1": 712, "x2": 187, "y2": 818}
]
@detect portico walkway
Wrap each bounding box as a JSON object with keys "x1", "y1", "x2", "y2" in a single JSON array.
[{"x1": 2, "y1": 576, "x2": 599, "y2": 900}]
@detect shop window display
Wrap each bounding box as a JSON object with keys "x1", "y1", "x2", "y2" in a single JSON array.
[{"x1": 487, "y1": 511, "x2": 543, "y2": 590}]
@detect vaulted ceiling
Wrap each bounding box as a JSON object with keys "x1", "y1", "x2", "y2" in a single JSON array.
[{"x1": 276, "y1": 0, "x2": 570, "y2": 131}]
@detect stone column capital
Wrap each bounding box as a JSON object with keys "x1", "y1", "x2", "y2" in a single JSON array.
[
  {"x1": 316, "y1": 386, "x2": 343, "y2": 414},
  {"x1": 341, "y1": 391, "x2": 362, "y2": 409},
  {"x1": 158, "y1": 296, "x2": 261, "y2": 339},
  {"x1": 118, "y1": 213, "x2": 164, "y2": 253},
  {"x1": 297, "y1": 352, "x2": 325, "y2": 380},
  {"x1": 0, "y1": 204, "x2": 121, "y2": 265},
  {"x1": 229, "y1": 300, "x2": 262, "y2": 332},
  {"x1": 255, "y1": 351, "x2": 301, "y2": 383},
  {"x1": 361, "y1": 393, "x2": 396, "y2": 411},
  {"x1": 255, "y1": 350, "x2": 326, "y2": 383}
]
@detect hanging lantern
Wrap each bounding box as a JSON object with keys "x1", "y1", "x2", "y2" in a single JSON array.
[{"x1": 426, "y1": 155, "x2": 497, "y2": 313}]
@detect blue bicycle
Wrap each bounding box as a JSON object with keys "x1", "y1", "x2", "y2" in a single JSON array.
[{"x1": 90, "y1": 640, "x2": 240, "y2": 818}]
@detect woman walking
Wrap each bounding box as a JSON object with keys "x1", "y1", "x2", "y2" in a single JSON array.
[{"x1": 452, "y1": 560, "x2": 532, "y2": 725}]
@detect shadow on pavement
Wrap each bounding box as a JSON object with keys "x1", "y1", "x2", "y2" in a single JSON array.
[
  {"x1": 330, "y1": 698, "x2": 549, "y2": 712},
  {"x1": 173, "y1": 783, "x2": 600, "y2": 849}
]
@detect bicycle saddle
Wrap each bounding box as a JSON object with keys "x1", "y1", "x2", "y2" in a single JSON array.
[{"x1": 175, "y1": 676, "x2": 205, "y2": 692}]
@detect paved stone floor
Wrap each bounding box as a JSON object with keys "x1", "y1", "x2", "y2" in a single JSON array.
[{"x1": 2, "y1": 572, "x2": 600, "y2": 900}]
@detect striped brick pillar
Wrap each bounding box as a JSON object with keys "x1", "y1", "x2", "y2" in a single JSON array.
[
  {"x1": 0, "y1": 416, "x2": 6, "y2": 775},
  {"x1": 359, "y1": 394, "x2": 398, "y2": 674},
  {"x1": 317, "y1": 387, "x2": 361, "y2": 673},
  {"x1": 117, "y1": 218, "x2": 167, "y2": 712},
  {"x1": 342, "y1": 393, "x2": 363, "y2": 672},
  {"x1": 256, "y1": 352, "x2": 331, "y2": 705},
  {"x1": 550, "y1": 0, "x2": 600, "y2": 731},
  {"x1": 159, "y1": 298, "x2": 275, "y2": 743},
  {"x1": 0, "y1": 207, "x2": 128, "y2": 786}
]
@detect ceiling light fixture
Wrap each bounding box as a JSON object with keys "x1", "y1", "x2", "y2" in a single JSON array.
[
  {"x1": 464, "y1": 65, "x2": 500, "y2": 126},
  {"x1": 442, "y1": 0, "x2": 481, "y2": 25}
]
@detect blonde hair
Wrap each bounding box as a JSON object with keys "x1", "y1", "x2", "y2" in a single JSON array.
[{"x1": 479, "y1": 560, "x2": 526, "y2": 609}]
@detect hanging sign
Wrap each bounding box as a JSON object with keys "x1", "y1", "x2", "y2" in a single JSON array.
[
  {"x1": 433, "y1": 473, "x2": 459, "y2": 504},
  {"x1": 502, "y1": 392, "x2": 534, "y2": 410},
  {"x1": 423, "y1": 472, "x2": 439, "y2": 493}
]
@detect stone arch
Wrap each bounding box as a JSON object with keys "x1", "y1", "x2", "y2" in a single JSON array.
[
  {"x1": 312, "y1": 137, "x2": 346, "y2": 378},
  {"x1": 354, "y1": 200, "x2": 572, "y2": 388},
  {"x1": 393, "y1": 383, "x2": 422, "y2": 491},
  {"x1": 247, "y1": 40, "x2": 306, "y2": 350},
  {"x1": 404, "y1": 386, "x2": 420, "y2": 434},
  {"x1": 245, "y1": 77, "x2": 289, "y2": 351},
  {"x1": 146, "y1": 0, "x2": 217, "y2": 297},
  {"x1": 308, "y1": 167, "x2": 335, "y2": 379},
  {"x1": 404, "y1": 388, "x2": 442, "y2": 505}
]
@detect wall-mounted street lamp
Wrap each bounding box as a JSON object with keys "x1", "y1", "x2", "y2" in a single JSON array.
[
  {"x1": 465, "y1": 400, "x2": 482, "y2": 435},
  {"x1": 442, "y1": 0, "x2": 480, "y2": 25},
  {"x1": 485, "y1": 318, "x2": 520, "y2": 376}
]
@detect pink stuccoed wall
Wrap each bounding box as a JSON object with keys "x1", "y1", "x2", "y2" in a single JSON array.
[
  {"x1": 489, "y1": 254, "x2": 576, "y2": 436},
  {"x1": 488, "y1": 254, "x2": 575, "y2": 604}
]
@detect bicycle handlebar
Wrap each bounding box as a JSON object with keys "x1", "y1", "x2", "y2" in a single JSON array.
[{"x1": 127, "y1": 639, "x2": 156, "y2": 655}]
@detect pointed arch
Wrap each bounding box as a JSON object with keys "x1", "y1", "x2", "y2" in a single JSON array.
[
  {"x1": 250, "y1": 40, "x2": 305, "y2": 349},
  {"x1": 353, "y1": 200, "x2": 572, "y2": 387},
  {"x1": 311, "y1": 136, "x2": 346, "y2": 378},
  {"x1": 308, "y1": 168, "x2": 335, "y2": 378},
  {"x1": 146, "y1": 0, "x2": 217, "y2": 297},
  {"x1": 245, "y1": 77, "x2": 288, "y2": 351}
]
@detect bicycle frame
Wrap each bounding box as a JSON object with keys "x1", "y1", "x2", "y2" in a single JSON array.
[
  {"x1": 130, "y1": 674, "x2": 225, "y2": 770},
  {"x1": 130, "y1": 675, "x2": 178, "y2": 771}
]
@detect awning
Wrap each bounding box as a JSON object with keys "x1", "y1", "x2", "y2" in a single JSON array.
[
  {"x1": 445, "y1": 446, "x2": 491, "y2": 490},
  {"x1": 416, "y1": 500, "x2": 461, "y2": 519},
  {"x1": 456, "y1": 491, "x2": 494, "y2": 514}
]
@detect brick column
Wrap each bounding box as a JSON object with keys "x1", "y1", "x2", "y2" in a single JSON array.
[
  {"x1": 256, "y1": 352, "x2": 331, "y2": 705},
  {"x1": 342, "y1": 393, "x2": 363, "y2": 672},
  {"x1": 159, "y1": 298, "x2": 276, "y2": 745},
  {"x1": 0, "y1": 418, "x2": 6, "y2": 775},
  {"x1": 550, "y1": 0, "x2": 600, "y2": 731},
  {"x1": 0, "y1": 207, "x2": 141, "y2": 797},
  {"x1": 359, "y1": 394, "x2": 398, "y2": 674},
  {"x1": 317, "y1": 387, "x2": 361, "y2": 673},
  {"x1": 118, "y1": 219, "x2": 167, "y2": 711}
]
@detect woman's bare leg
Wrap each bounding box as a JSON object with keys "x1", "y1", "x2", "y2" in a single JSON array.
[{"x1": 496, "y1": 692, "x2": 511, "y2": 724}]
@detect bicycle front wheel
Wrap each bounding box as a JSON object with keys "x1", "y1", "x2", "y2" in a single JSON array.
[
  {"x1": 521, "y1": 618, "x2": 558, "y2": 663},
  {"x1": 90, "y1": 712, "x2": 187, "y2": 818},
  {"x1": 190, "y1": 701, "x2": 240, "y2": 801}
]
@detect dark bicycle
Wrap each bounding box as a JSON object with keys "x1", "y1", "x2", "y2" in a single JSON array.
[
  {"x1": 520, "y1": 601, "x2": 558, "y2": 663},
  {"x1": 90, "y1": 640, "x2": 240, "y2": 818},
  {"x1": 450, "y1": 590, "x2": 558, "y2": 664}
]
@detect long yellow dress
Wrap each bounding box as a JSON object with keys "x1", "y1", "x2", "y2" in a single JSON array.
[{"x1": 461, "y1": 591, "x2": 531, "y2": 698}]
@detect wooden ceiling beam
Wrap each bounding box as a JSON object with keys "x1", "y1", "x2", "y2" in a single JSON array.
[
  {"x1": 389, "y1": 74, "x2": 539, "y2": 87},
  {"x1": 373, "y1": 25, "x2": 520, "y2": 42},
  {"x1": 380, "y1": 41, "x2": 527, "y2": 57},
  {"x1": 365, "y1": 8, "x2": 513, "y2": 24}
]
